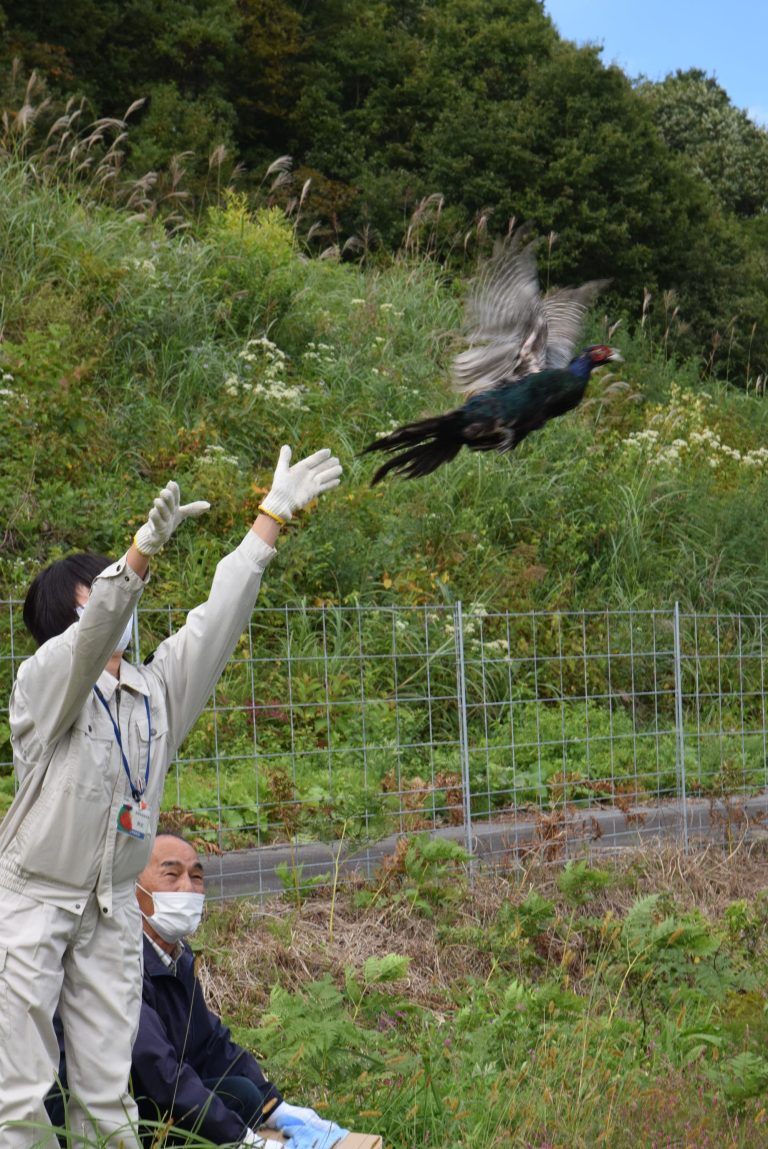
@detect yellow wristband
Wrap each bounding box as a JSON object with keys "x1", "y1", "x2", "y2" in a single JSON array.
[
  {"x1": 258, "y1": 504, "x2": 287, "y2": 527},
  {"x1": 132, "y1": 533, "x2": 154, "y2": 558}
]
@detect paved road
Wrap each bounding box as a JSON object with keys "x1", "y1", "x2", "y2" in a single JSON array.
[{"x1": 202, "y1": 794, "x2": 768, "y2": 900}]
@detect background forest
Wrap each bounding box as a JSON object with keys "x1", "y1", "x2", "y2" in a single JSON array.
[{"x1": 2, "y1": 0, "x2": 768, "y2": 383}]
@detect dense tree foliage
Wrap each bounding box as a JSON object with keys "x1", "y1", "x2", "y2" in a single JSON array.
[
  {"x1": 640, "y1": 69, "x2": 768, "y2": 219},
  {"x1": 1, "y1": 0, "x2": 767, "y2": 381}
]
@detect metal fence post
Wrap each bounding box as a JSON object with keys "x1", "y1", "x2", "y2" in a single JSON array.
[
  {"x1": 672, "y1": 601, "x2": 689, "y2": 853},
  {"x1": 453, "y1": 600, "x2": 476, "y2": 880}
]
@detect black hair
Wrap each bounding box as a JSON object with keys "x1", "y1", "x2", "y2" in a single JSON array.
[{"x1": 23, "y1": 552, "x2": 113, "y2": 646}]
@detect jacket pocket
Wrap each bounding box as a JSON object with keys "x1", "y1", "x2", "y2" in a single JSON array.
[
  {"x1": 134, "y1": 705, "x2": 168, "y2": 745},
  {"x1": 134, "y1": 707, "x2": 169, "y2": 800},
  {"x1": 14, "y1": 732, "x2": 114, "y2": 889},
  {"x1": 15, "y1": 780, "x2": 109, "y2": 889}
]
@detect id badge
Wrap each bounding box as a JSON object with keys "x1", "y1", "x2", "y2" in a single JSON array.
[{"x1": 117, "y1": 801, "x2": 151, "y2": 839}]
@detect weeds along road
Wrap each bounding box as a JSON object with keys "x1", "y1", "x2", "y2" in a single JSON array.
[{"x1": 203, "y1": 792, "x2": 768, "y2": 900}]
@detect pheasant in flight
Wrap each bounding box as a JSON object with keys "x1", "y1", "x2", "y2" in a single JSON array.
[{"x1": 363, "y1": 232, "x2": 621, "y2": 483}]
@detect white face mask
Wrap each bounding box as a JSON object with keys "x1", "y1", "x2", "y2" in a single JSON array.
[
  {"x1": 76, "y1": 605, "x2": 133, "y2": 652},
  {"x1": 136, "y1": 885, "x2": 205, "y2": 943},
  {"x1": 114, "y1": 617, "x2": 134, "y2": 652}
]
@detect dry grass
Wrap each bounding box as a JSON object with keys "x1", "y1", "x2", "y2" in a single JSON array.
[
  {"x1": 198, "y1": 838, "x2": 768, "y2": 1019},
  {"x1": 0, "y1": 60, "x2": 193, "y2": 225},
  {"x1": 199, "y1": 876, "x2": 479, "y2": 1017}
]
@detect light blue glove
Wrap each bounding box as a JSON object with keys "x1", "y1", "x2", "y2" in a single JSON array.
[{"x1": 277, "y1": 1113, "x2": 349, "y2": 1149}]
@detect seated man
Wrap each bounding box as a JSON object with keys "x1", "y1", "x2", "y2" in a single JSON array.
[{"x1": 47, "y1": 832, "x2": 348, "y2": 1149}]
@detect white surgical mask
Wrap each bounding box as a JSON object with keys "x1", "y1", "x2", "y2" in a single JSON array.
[
  {"x1": 76, "y1": 605, "x2": 133, "y2": 652},
  {"x1": 136, "y1": 885, "x2": 205, "y2": 942},
  {"x1": 114, "y1": 617, "x2": 133, "y2": 652}
]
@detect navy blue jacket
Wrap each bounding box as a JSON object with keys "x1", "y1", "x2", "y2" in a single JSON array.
[{"x1": 131, "y1": 935, "x2": 282, "y2": 1143}]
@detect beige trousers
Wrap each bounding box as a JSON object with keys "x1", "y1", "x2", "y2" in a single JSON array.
[{"x1": 0, "y1": 887, "x2": 143, "y2": 1149}]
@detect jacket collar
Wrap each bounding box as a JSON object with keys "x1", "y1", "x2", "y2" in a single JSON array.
[
  {"x1": 142, "y1": 932, "x2": 192, "y2": 977},
  {"x1": 95, "y1": 658, "x2": 150, "y2": 702}
]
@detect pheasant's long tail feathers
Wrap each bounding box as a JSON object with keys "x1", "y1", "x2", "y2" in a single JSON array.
[
  {"x1": 363, "y1": 411, "x2": 465, "y2": 484},
  {"x1": 369, "y1": 439, "x2": 464, "y2": 484}
]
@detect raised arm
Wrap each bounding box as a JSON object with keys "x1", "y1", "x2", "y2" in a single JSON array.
[
  {"x1": 10, "y1": 484, "x2": 210, "y2": 762},
  {"x1": 147, "y1": 445, "x2": 342, "y2": 751}
]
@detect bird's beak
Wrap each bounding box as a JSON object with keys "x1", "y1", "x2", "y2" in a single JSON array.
[{"x1": 606, "y1": 348, "x2": 623, "y2": 362}]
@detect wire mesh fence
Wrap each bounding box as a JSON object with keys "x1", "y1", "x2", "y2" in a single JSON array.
[{"x1": 2, "y1": 599, "x2": 768, "y2": 898}]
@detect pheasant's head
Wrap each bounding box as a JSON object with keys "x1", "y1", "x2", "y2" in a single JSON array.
[
  {"x1": 585, "y1": 344, "x2": 623, "y2": 366},
  {"x1": 569, "y1": 344, "x2": 623, "y2": 379}
]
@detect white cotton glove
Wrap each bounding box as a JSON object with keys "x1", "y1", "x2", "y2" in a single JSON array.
[
  {"x1": 259, "y1": 446, "x2": 342, "y2": 523},
  {"x1": 240, "y1": 1129, "x2": 285, "y2": 1149},
  {"x1": 133, "y1": 480, "x2": 210, "y2": 556},
  {"x1": 265, "y1": 1102, "x2": 331, "y2": 1132}
]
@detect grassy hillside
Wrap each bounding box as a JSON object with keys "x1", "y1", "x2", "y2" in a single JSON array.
[{"x1": 3, "y1": 157, "x2": 768, "y2": 622}]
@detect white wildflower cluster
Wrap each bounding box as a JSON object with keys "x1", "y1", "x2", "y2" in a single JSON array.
[
  {"x1": 351, "y1": 298, "x2": 405, "y2": 319},
  {"x1": 620, "y1": 383, "x2": 768, "y2": 471},
  {"x1": 623, "y1": 423, "x2": 768, "y2": 471},
  {"x1": 238, "y1": 336, "x2": 286, "y2": 371},
  {"x1": 197, "y1": 444, "x2": 240, "y2": 468},
  {"x1": 248, "y1": 379, "x2": 308, "y2": 408},
  {"x1": 439, "y1": 604, "x2": 509, "y2": 655},
  {"x1": 623, "y1": 429, "x2": 687, "y2": 467},
  {"x1": 374, "y1": 417, "x2": 401, "y2": 437},
  {"x1": 0, "y1": 370, "x2": 14, "y2": 400},
  {"x1": 123, "y1": 257, "x2": 156, "y2": 276},
  {"x1": 741, "y1": 448, "x2": 768, "y2": 467},
  {"x1": 467, "y1": 602, "x2": 489, "y2": 622},
  {"x1": 0, "y1": 370, "x2": 26, "y2": 404},
  {"x1": 224, "y1": 336, "x2": 309, "y2": 410},
  {"x1": 302, "y1": 341, "x2": 335, "y2": 367},
  {"x1": 467, "y1": 608, "x2": 507, "y2": 652},
  {"x1": 624, "y1": 429, "x2": 660, "y2": 446},
  {"x1": 483, "y1": 637, "x2": 510, "y2": 654}
]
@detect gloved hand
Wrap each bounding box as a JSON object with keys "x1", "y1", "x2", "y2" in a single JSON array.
[
  {"x1": 240, "y1": 1128, "x2": 285, "y2": 1149},
  {"x1": 274, "y1": 1114, "x2": 349, "y2": 1149},
  {"x1": 266, "y1": 1103, "x2": 349, "y2": 1149},
  {"x1": 259, "y1": 447, "x2": 342, "y2": 524},
  {"x1": 265, "y1": 1102, "x2": 322, "y2": 1129},
  {"x1": 134, "y1": 481, "x2": 210, "y2": 556}
]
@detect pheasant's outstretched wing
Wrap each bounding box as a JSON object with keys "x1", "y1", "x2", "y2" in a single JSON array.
[
  {"x1": 542, "y1": 280, "x2": 611, "y2": 368},
  {"x1": 451, "y1": 235, "x2": 548, "y2": 398}
]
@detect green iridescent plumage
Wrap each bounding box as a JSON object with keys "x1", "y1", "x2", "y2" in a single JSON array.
[{"x1": 363, "y1": 232, "x2": 620, "y2": 483}]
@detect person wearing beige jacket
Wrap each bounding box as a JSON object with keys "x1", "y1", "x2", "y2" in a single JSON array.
[{"x1": 0, "y1": 445, "x2": 342, "y2": 1149}]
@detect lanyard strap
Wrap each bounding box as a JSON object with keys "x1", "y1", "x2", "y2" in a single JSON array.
[{"x1": 93, "y1": 686, "x2": 151, "y2": 802}]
